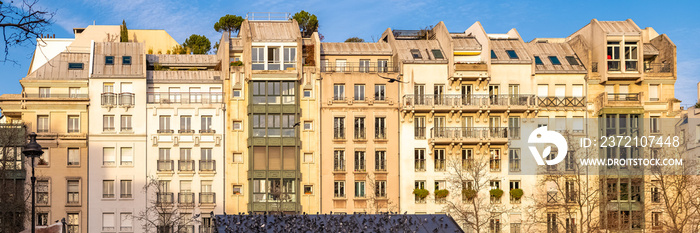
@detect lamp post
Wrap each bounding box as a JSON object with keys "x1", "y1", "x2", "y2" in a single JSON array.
[{"x1": 22, "y1": 132, "x2": 43, "y2": 233}]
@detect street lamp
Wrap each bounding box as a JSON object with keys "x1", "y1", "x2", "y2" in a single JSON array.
[{"x1": 22, "y1": 132, "x2": 43, "y2": 233}]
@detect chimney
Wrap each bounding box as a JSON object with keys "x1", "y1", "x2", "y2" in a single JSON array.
[{"x1": 697, "y1": 81, "x2": 700, "y2": 103}]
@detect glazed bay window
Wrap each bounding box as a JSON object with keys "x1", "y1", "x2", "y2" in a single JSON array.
[
  {"x1": 67, "y1": 180, "x2": 79, "y2": 204},
  {"x1": 159, "y1": 115, "x2": 171, "y2": 133},
  {"x1": 414, "y1": 117, "x2": 425, "y2": 139},
  {"x1": 281, "y1": 82, "x2": 295, "y2": 104},
  {"x1": 434, "y1": 149, "x2": 446, "y2": 172},
  {"x1": 283, "y1": 47, "x2": 296, "y2": 70},
  {"x1": 607, "y1": 41, "x2": 621, "y2": 71},
  {"x1": 354, "y1": 117, "x2": 365, "y2": 139},
  {"x1": 252, "y1": 114, "x2": 266, "y2": 137},
  {"x1": 354, "y1": 84, "x2": 365, "y2": 101},
  {"x1": 624, "y1": 42, "x2": 638, "y2": 71},
  {"x1": 37, "y1": 115, "x2": 49, "y2": 133},
  {"x1": 415, "y1": 149, "x2": 426, "y2": 171},
  {"x1": 252, "y1": 81, "x2": 295, "y2": 104},
  {"x1": 334, "y1": 181, "x2": 345, "y2": 198},
  {"x1": 67, "y1": 115, "x2": 79, "y2": 133},
  {"x1": 201, "y1": 115, "x2": 213, "y2": 133},
  {"x1": 103, "y1": 115, "x2": 115, "y2": 132},
  {"x1": 375, "y1": 151, "x2": 386, "y2": 171},
  {"x1": 334, "y1": 117, "x2": 345, "y2": 139},
  {"x1": 281, "y1": 114, "x2": 295, "y2": 137},
  {"x1": 121, "y1": 115, "x2": 132, "y2": 131},
  {"x1": 333, "y1": 84, "x2": 345, "y2": 101},
  {"x1": 354, "y1": 151, "x2": 365, "y2": 172},
  {"x1": 334, "y1": 150, "x2": 345, "y2": 171},
  {"x1": 375, "y1": 117, "x2": 386, "y2": 139},
  {"x1": 251, "y1": 47, "x2": 265, "y2": 70}
]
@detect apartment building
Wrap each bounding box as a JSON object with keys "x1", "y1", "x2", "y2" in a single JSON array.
[
  {"x1": 318, "y1": 41, "x2": 400, "y2": 214},
  {"x1": 0, "y1": 117, "x2": 27, "y2": 232},
  {"x1": 0, "y1": 41, "x2": 90, "y2": 232}
]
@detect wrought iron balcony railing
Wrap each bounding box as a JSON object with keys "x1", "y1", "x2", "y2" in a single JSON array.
[{"x1": 430, "y1": 127, "x2": 508, "y2": 139}]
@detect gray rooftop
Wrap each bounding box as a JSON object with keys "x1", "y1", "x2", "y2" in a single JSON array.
[{"x1": 321, "y1": 42, "x2": 392, "y2": 55}]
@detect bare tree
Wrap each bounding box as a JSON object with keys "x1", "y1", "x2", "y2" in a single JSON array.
[
  {"x1": 135, "y1": 176, "x2": 199, "y2": 233},
  {"x1": 0, "y1": 122, "x2": 29, "y2": 232},
  {"x1": 365, "y1": 173, "x2": 397, "y2": 214},
  {"x1": 0, "y1": 0, "x2": 54, "y2": 63},
  {"x1": 524, "y1": 132, "x2": 601, "y2": 233},
  {"x1": 442, "y1": 151, "x2": 500, "y2": 233}
]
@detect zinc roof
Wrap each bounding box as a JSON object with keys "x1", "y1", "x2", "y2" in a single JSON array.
[
  {"x1": 490, "y1": 39, "x2": 532, "y2": 64},
  {"x1": 598, "y1": 20, "x2": 641, "y2": 34},
  {"x1": 526, "y1": 42, "x2": 587, "y2": 74},
  {"x1": 147, "y1": 70, "x2": 222, "y2": 84},
  {"x1": 247, "y1": 21, "x2": 300, "y2": 42},
  {"x1": 25, "y1": 52, "x2": 90, "y2": 80},
  {"x1": 453, "y1": 37, "x2": 481, "y2": 51},
  {"x1": 320, "y1": 42, "x2": 392, "y2": 55},
  {"x1": 146, "y1": 54, "x2": 219, "y2": 66},
  {"x1": 643, "y1": 43, "x2": 659, "y2": 56},
  {"x1": 394, "y1": 40, "x2": 447, "y2": 64}
]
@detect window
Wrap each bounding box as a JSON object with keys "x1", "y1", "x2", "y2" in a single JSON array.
[
  {"x1": 549, "y1": 56, "x2": 561, "y2": 65},
  {"x1": 566, "y1": 56, "x2": 579, "y2": 65},
  {"x1": 506, "y1": 50, "x2": 518, "y2": 59},
  {"x1": 201, "y1": 181, "x2": 214, "y2": 203},
  {"x1": 200, "y1": 148, "x2": 214, "y2": 171},
  {"x1": 652, "y1": 212, "x2": 661, "y2": 228},
  {"x1": 565, "y1": 181, "x2": 576, "y2": 202},
  {"x1": 69, "y1": 87, "x2": 80, "y2": 98},
  {"x1": 415, "y1": 181, "x2": 426, "y2": 203},
  {"x1": 121, "y1": 115, "x2": 132, "y2": 131},
  {"x1": 103, "y1": 115, "x2": 115, "y2": 131},
  {"x1": 334, "y1": 117, "x2": 345, "y2": 139},
  {"x1": 68, "y1": 63, "x2": 83, "y2": 69},
  {"x1": 159, "y1": 116, "x2": 171, "y2": 133},
  {"x1": 354, "y1": 151, "x2": 366, "y2": 172},
  {"x1": 490, "y1": 149, "x2": 501, "y2": 171},
  {"x1": 39, "y1": 87, "x2": 51, "y2": 97},
  {"x1": 120, "y1": 147, "x2": 133, "y2": 166},
  {"x1": 534, "y1": 56, "x2": 543, "y2": 65},
  {"x1": 375, "y1": 117, "x2": 386, "y2": 139},
  {"x1": 650, "y1": 117, "x2": 660, "y2": 133},
  {"x1": 334, "y1": 150, "x2": 345, "y2": 171},
  {"x1": 355, "y1": 181, "x2": 366, "y2": 197},
  {"x1": 268, "y1": 47, "x2": 281, "y2": 69},
  {"x1": 415, "y1": 149, "x2": 426, "y2": 171},
  {"x1": 37, "y1": 180, "x2": 49, "y2": 204},
  {"x1": 509, "y1": 117, "x2": 520, "y2": 139},
  {"x1": 414, "y1": 116, "x2": 425, "y2": 139},
  {"x1": 649, "y1": 84, "x2": 659, "y2": 101},
  {"x1": 377, "y1": 59, "x2": 388, "y2": 72},
  {"x1": 120, "y1": 180, "x2": 132, "y2": 198},
  {"x1": 434, "y1": 149, "x2": 445, "y2": 172},
  {"x1": 565, "y1": 218, "x2": 576, "y2": 233},
  {"x1": 67, "y1": 213, "x2": 79, "y2": 233},
  {"x1": 103, "y1": 147, "x2": 115, "y2": 166},
  {"x1": 490, "y1": 217, "x2": 501, "y2": 233},
  {"x1": 303, "y1": 121, "x2": 313, "y2": 130},
  {"x1": 370, "y1": 150, "x2": 385, "y2": 172},
  {"x1": 547, "y1": 213, "x2": 557, "y2": 233},
  {"x1": 333, "y1": 84, "x2": 345, "y2": 101},
  {"x1": 68, "y1": 148, "x2": 80, "y2": 166},
  {"x1": 374, "y1": 84, "x2": 386, "y2": 101},
  {"x1": 120, "y1": 213, "x2": 133, "y2": 232},
  {"x1": 201, "y1": 115, "x2": 213, "y2": 133},
  {"x1": 509, "y1": 149, "x2": 520, "y2": 172},
  {"x1": 410, "y1": 49, "x2": 422, "y2": 59},
  {"x1": 354, "y1": 84, "x2": 365, "y2": 101},
  {"x1": 334, "y1": 181, "x2": 345, "y2": 197},
  {"x1": 37, "y1": 115, "x2": 49, "y2": 133},
  {"x1": 304, "y1": 153, "x2": 313, "y2": 163},
  {"x1": 462, "y1": 149, "x2": 473, "y2": 169},
  {"x1": 233, "y1": 121, "x2": 242, "y2": 130},
  {"x1": 335, "y1": 59, "x2": 346, "y2": 72},
  {"x1": 431, "y1": 49, "x2": 444, "y2": 59},
  {"x1": 251, "y1": 47, "x2": 265, "y2": 70},
  {"x1": 38, "y1": 148, "x2": 49, "y2": 166},
  {"x1": 607, "y1": 41, "x2": 621, "y2": 71},
  {"x1": 303, "y1": 89, "x2": 312, "y2": 98},
  {"x1": 376, "y1": 181, "x2": 387, "y2": 197},
  {"x1": 283, "y1": 47, "x2": 296, "y2": 69},
  {"x1": 67, "y1": 115, "x2": 79, "y2": 133},
  {"x1": 37, "y1": 212, "x2": 49, "y2": 226},
  {"x1": 491, "y1": 50, "x2": 497, "y2": 59},
  {"x1": 359, "y1": 59, "x2": 370, "y2": 72},
  {"x1": 624, "y1": 42, "x2": 638, "y2": 71},
  {"x1": 121, "y1": 56, "x2": 132, "y2": 65},
  {"x1": 158, "y1": 148, "x2": 172, "y2": 171},
  {"x1": 67, "y1": 180, "x2": 80, "y2": 204},
  {"x1": 103, "y1": 180, "x2": 115, "y2": 198},
  {"x1": 354, "y1": 117, "x2": 365, "y2": 139},
  {"x1": 233, "y1": 89, "x2": 243, "y2": 98},
  {"x1": 105, "y1": 56, "x2": 115, "y2": 65}
]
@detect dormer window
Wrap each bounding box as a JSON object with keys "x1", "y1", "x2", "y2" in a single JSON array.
[
  {"x1": 491, "y1": 50, "x2": 497, "y2": 59},
  {"x1": 549, "y1": 56, "x2": 561, "y2": 65},
  {"x1": 105, "y1": 56, "x2": 115, "y2": 65},
  {"x1": 506, "y1": 50, "x2": 519, "y2": 59},
  {"x1": 534, "y1": 56, "x2": 543, "y2": 65},
  {"x1": 565, "y1": 56, "x2": 579, "y2": 66},
  {"x1": 410, "y1": 49, "x2": 422, "y2": 59},
  {"x1": 123, "y1": 56, "x2": 132, "y2": 65},
  {"x1": 431, "y1": 50, "x2": 444, "y2": 59},
  {"x1": 68, "y1": 63, "x2": 84, "y2": 70}
]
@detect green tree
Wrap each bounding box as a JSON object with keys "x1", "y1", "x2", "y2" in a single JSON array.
[
  {"x1": 292, "y1": 10, "x2": 318, "y2": 37},
  {"x1": 345, "y1": 37, "x2": 364, "y2": 42},
  {"x1": 182, "y1": 34, "x2": 211, "y2": 54},
  {"x1": 120, "y1": 19, "x2": 128, "y2": 42},
  {"x1": 214, "y1": 14, "x2": 244, "y2": 36}
]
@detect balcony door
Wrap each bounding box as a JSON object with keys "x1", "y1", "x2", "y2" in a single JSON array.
[
  {"x1": 434, "y1": 84, "x2": 444, "y2": 105},
  {"x1": 434, "y1": 117, "x2": 446, "y2": 138},
  {"x1": 414, "y1": 84, "x2": 425, "y2": 105},
  {"x1": 489, "y1": 117, "x2": 501, "y2": 137},
  {"x1": 489, "y1": 85, "x2": 500, "y2": 105},
  {"x1": 461, "y1": 85, "x2": 472, "y2": 105},
  {"x1": 619, "y1": 85, "x2": 629, "y2": 100}
]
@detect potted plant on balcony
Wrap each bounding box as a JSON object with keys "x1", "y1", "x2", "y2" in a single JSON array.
[
  {"x1": 510, "y1": 188, "x2": 523, "y2": 201},
  {"x1": 435, "y1": 189, "x2": 449, "y2": 198},
  {"x1": 413, "y1": 188, "x2": 429, "y2": 199},
  {"x1": 462, "y1": 188, "x2": 477, "y2": 200},
  {"x1": 490, "y1": 188, "x2": 504, "y2": 199},
  {"x1": 230, "y1": 61, "x2": 243, "y2": 66}
]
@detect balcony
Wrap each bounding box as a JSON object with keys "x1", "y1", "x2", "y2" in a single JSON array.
[
  {"x1": 157, "y1": 192, "x2": 174, "y2": 204},
  {"x1": 178, "y1": 129, "x2": 195, "y2": 134},
  {"x1": 157, "y1": 160, "x2": 174, "y2": 172},
  {"x1": 199, "y1": 129, "x2": 216, "y2": 134},
  {"x1": 402, "y1": 94, "x2": 535, "y2": 112},
  {"x1": 24, "y1": 93, "x2": 88, "y2": 99},
  {"x1": 199, "y1": 160, "x2": 215, "y2": 172},
  {"x1": 178, "y1": 192, "x2": 194, "y2": 205},
  {"x1": 200, "y1": 192, "x2": 216, "y2": 204},
  {"x1": 320, "y1": 62, "x2": 398, "y2": 73},
  {"x1": 200, "y1": 226, "x2": 216, "y2": 233},
  {"x1": 644, "y1": 62, "x2": 673, "y2": 76},
  {"x1": 118, "y1": 93, "x2": 135, "y2": 107},
  {"x1": 430, "y1": 127, "x2": 508, "y2": 145},
  {"x1": 101, "y1": 93, "x2": 117, "y2": 106},
  {"x1": 454, "y1": 62, "x2": 487, "y2": 71},
  {"x1": 147, "y1": 92, "x2": 223, "y2": 105},
  {"x1": 157, "y1": 129, "x2": 174, "y2": 134},
  {"x1": 178, "y1": 160, "x2": 194, "y2": 172},
  {"x1": 538, "y1": 96, "x2": 586, "y2": 108},
  {"x1": 593, "y1": 92, "x2": 642, "y2": 115}
]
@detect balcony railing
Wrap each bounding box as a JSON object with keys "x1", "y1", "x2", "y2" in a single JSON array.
[
  {"x1": 200, "y1": 160, "x2": 215, "y2": 172},
  {"x1": 538, "y1": 97, "x2": 586, "y2": 107},
  {"x1": 178, "y1": 160, "x2": 194, "y2": 172},
  {"x1": 178, "y1": 192, "x2": 194, "y2": 205},
  {"x1": 157, "y1": 192, "x2": 174, "y2": 204},
  {"x1": 118, "y1": 93, "x2": 135, "y2": 107},
  {"x1": 607, "y1": 93, "x2": 640, "y2": 101},
  {"x1": 321, "y1": 62, "x2": 398, "y2": 73},
  {"x1": 178, "y1": 129, "x2": 195, "y2": 134},
  {"x1": 430, "y1": 127, "x2": 508, "y2": 139},
  {"x1": 101, "y1": 93, "x2": 117, "y2": 106},
  {"x1": 157, "y1": 160, "x2": 174, "y2": 171},
  {"x1": 199, "y1": 129, "x2": 216, "y2": 134},
  {"x1": 147, "y1": 92, "x2": 223, "y2": 104},
  {"x1": 200, "y1": 226, "x2": 216, "y2": 233},
  {"x1": 644, "y1": 62, "x2": 672, "y2": 73},
  {"x1": 403, "y1": 94, "x2": 535, "y2": 108},
  {"x1": 24, "y1": 93, "x2": 88, "y2": 98},
  {"x1": 157, "y1": 129, "x2": 174, "y2": 134},
  {"x1": 200, "y1": 192, "x2": 215, "y2": 204}
]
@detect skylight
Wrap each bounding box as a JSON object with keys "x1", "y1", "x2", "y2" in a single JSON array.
[
  {"x1": 534, "y1": 56, "x2": 543, "y2": 65},
  {"x1": 549, "y1": 56, "x2": 561, "y2": 65},
  {"x1": 491, "y1": 50, "x2": 497, "y2": 59},
  {"x1": 431, "y1": 50, "x2": 444, "y2": 59},
  {"x1": 565, "y1": 56, "x2": 579, "y2": 65},
  {"x1": 506, "y1": 50, "x2": 519, "y2": 59},
  {"x1": 410, "y1": 49, "x2": 422, "y2": 59}
]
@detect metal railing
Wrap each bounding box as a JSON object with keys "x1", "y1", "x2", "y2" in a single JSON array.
[
  {"x1": 147, "y1": 92, "x2": 223, "y2": 104},
  {"x1": 200, "y1": 160, "x2": 215, "y2": 171},
  {"x1": 200, "y1": 192, "x2": 215, "y2": 204},
  {"x1": 178, "y1": 160, "x2": 194, "y2": 171},
  {"x1": 157, "y1": 192, "x2": 174, "y2": 204},
  {"x1": 430, "y1": 127, "x2": 508, "y2": 139},
  {"x1": 403, "y1": 94, "x2": 535, "y2": 107},
  {"x1": 199, "y1": 129, "x2": 216, "y2": 134},
  {"x1": 157, "y1": 129, "x2": 174, "y2": 134},
  {"x1": 179, "y1": 129, "x2": 195, "y2": 134},
  {"x1": 118, "y1": 93, "x2": 135, "y2": 107},
  {"x1": 538, "y1": 96, "x2": 586, "y2": 107},
  {"x1": 24, "y1": 93, "x2": 88, "y2": 98},
  {"x1": 101, "y1": 93, "x2": 117, "y2": 106},
  {"x1": 644, "y1": 62, "x2": 672, "y2": 73},
  {"x1": 157, "y1": 160, "x2": 174, "y2": 171},
  {"x1": 178, "y1": 192, "x2": 194, "y2": 204},
  {"x1": 246, "y1": 12, "x2": 290, "y2": 21},
  {"x1": 607, "y1": 93, "x2": 640, "y2": 101},
  {"x1": 321, "y1": 62, "x2": 398, "y2": 73}
]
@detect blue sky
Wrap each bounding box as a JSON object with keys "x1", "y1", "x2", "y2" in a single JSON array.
[{"x1": 1, "y1": 0, "x2": 698, "y2": 105}]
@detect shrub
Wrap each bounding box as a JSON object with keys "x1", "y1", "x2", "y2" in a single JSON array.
[
  {"x1": 148, "y1": 48, "x2": 153, "y2": 54},
  {"x1": 413, "y1": 188, "x2": 429, "y2": 198},
  {"x1": 230, "y1": 61, "x2": 243, "y2": 66},
  {"x1": 435, "y1": 189, "x2": 449, "y2": 198},
  {"x1": 462, "y1": 189, "x2": 477, "y2": 200},
  {"x1": 490, "y1": 189, "x2": 504, "y2": 198},
  {"x1": 510, "y1": 188, "x2": 523, "y2": 200}
]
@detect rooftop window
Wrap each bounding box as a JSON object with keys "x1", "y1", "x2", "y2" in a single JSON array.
[
  {"x1": 68, "y1": 63, "x2": 84, "y2": 70},
  {"x1": 548, "y1": 56, "x2": 561, "y2": 65},
  {"x1": 431, "y1": 49, "x2": 444, "y2": 59},
  {"x1": 491, "y1": 50, "x2": 497, "y2": 59},
  {"x1": 410, "y1": 49, "x2": 422, "y2": 59},
  {"x1": 565, "y1": 56, "x2": 579, "y2": 66},
  {"x1": 105, "y1": 56, "x2": 114, "y2": 65},
  {"x1": 534, "y1": 56, "x2": 543, "y2": 65},
  {"x1": 123, "y1": 56, "x2": 132, "y2": 65},
  {"x1": 506, "y1": 50, "x2": 519, "y2": 59}
]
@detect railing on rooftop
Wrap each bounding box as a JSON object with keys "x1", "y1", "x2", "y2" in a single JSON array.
[
  {"x1": 320, "y1": 62, "x2": 398, "y2": 73},
  {"x1": 644, "y1": 62, "x2": 672, "y2": 73},
  {"x1": 25, "y1": 93, "x2": 88, "y2": 98},
  {"x1": 147, "y1": 92, "x2": 223, "y2": 104},
  {"x1": 403, "y1": 94, "x2": 536, "y2": 107},
  {"x1": 246, "y1": 12, "x2": 291, "y2": 21}
]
